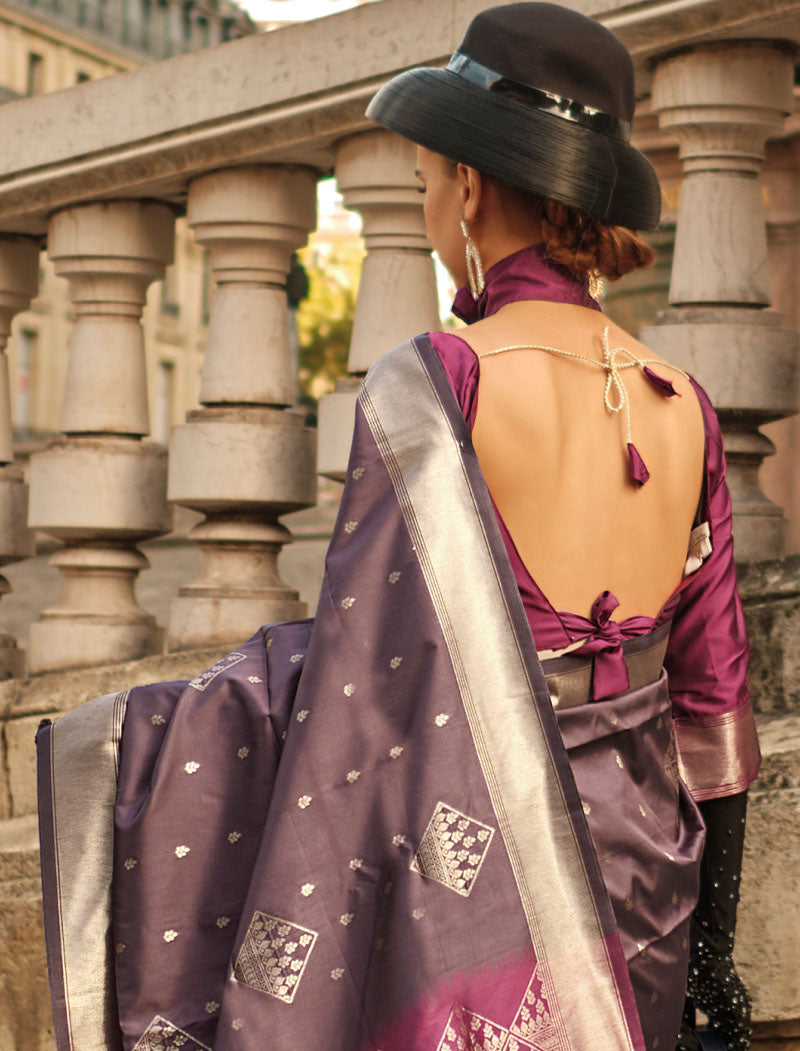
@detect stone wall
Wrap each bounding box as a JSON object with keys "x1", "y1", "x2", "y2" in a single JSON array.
[
  {"x1": 737, "y1": 716, "x2": 800, "y2": 1049},
  {"x1": 0, "y1": 815, "x2": 52, "y2": 1051},
  {"x1": 738, "y1": 564, "x2": 800, "y2": 1046}
]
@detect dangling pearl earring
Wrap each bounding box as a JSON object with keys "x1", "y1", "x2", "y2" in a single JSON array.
[{"x1": 460, "y1": 219, "x2": 485, "y2": 300}]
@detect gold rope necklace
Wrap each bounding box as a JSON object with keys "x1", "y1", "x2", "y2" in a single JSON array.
[{"x1": 476, "y1": 325, "x2": 689, "y2": 486}]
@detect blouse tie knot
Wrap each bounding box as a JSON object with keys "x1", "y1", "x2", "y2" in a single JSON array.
[{"x1": 577, "y1": 591, "x2": 630, "y2": 700}]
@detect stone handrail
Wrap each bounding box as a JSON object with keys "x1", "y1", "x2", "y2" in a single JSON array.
[{"x1": 0, "y1": 0, "x2": 796, "y2": 230}]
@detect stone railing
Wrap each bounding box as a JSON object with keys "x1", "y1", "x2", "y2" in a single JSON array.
[{"x1": 0, "y1": 0, "x2": 800, "y2": 1046}]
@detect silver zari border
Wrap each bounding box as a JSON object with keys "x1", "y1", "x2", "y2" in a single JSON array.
[
  {"x1": 361, "y1": 339, "x2": 639, "y2": 1050},
  {"x1": 47, "y1": 690, "x2": 128, "y2": 1050}
]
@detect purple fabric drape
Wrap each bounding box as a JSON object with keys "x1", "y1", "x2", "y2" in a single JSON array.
[
  {"x1": 105, "y1": 337, "x2": 647, "y2": 1050},
  {"x1": 37, "y1": 333, "x2": 707, "y2": 1051}
]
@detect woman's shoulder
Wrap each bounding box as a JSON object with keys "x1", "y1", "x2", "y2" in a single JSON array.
[
  {"x1": 626, "y1": 329, "x2": 726, "y2": 493},
  {"x1": 425, "y1": 328, "x2": 478, "y2": 357},
  {"x1": 366, "y1": 330, "x2": 480, "y2": 421},
  {"x1": 626, "y1": 327, "x2": 722, "y2": 438},
  {"x1": 425, "y1": 329, "x2": 480, "y2": 421}
]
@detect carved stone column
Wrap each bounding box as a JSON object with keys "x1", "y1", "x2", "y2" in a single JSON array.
[
  {"x1": 167, "y1": 166, "x2": 317, "y2": 651},
  {"x1": 0, "y1": 237, "x2": 38, "y2": 678},
  {"x1": 317, "y1": 130, "x2": 440, "y2": 479},
  {"x1": 642, "y1": 43, "x2": 798, "y2": 562},
  {"x1": 28, "y1": 201, "x2": 175, "y2": 673}
]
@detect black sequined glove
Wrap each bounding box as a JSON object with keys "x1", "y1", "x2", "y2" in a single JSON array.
[{"x1": 683, "y1": 791, "x2": 752, "y2": 1051}]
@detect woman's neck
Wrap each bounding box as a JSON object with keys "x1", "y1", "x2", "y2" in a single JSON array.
[{"x1": 452, "y1": 243, "x2": 600, "y2": 325}]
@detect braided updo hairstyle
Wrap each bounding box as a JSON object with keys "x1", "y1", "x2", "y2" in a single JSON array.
[{"x1": 529, "y1": 196, "x2": 654, "y2": 280}]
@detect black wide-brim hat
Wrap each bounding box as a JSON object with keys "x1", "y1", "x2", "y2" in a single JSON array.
[{"x1": 366, "y1": 2, "x2": 661, "y2": 231}]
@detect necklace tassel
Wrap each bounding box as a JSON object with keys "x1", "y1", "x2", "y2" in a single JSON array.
[
  {"x1": 643, "y1": 366, "x2": 680, "y2": 398},
  {"x1": 627, "y1": 443, "x2": 650, "y2": 487}
]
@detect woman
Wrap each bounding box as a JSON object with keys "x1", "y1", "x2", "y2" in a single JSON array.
[
  {"x1": 37, "y1": 5, "x2": 760, "y2": 1051},
  {"x1": 365, "y1": 4, "x2": 761, "y2": 1048}
]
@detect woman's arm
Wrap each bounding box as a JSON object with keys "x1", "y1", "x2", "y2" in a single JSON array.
[
  {"x1": 665, "y1": 381, "x2": 759, "y2": 802},
  {"x1": 665, "y1": 382, "x2": 757, "y2": 1051}
]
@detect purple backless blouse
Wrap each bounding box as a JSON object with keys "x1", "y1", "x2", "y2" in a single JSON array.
[{"x1": 428, "y1": 245, "x2": 757, "y2": 797}]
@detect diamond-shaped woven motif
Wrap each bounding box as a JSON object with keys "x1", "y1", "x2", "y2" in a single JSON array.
[
  {"x1": 521, "y1": 1035, "x2": 561, "y2": 1051},
  {"x1": 233, "y1": 911, "x2": 317, "y2": 1004},
  {"x1": 411, "y1": 801, "x2": 495, "y2": 897},
  {"x1": 133, "y1": 1016, "x2": 212, "y2": 1051},
  {"x1": 437, "y1": 1006, "x2": 508, "y2": 1051},
  {"x1": 510, "y1": 968, "x2": 559, "y2": 1048},
  {"x1": 432, "y1": 962, "x2": 566, "y2": 1051}
]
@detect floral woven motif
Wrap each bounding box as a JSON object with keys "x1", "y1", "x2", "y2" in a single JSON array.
[
  {"x1": 437, "y1": 1006, "x2": 508, "y2": 1051},
  {"x1": 233, "y1": 910, "x2": 317, "y2": 1004},
  {"x1": 411, "y1": 801, "x2": 495, "y2": 897},
  {"x1": 509, "y1": 970, "x2": 558, "y2": 1048},
  {"x1": 664, "y1": 735, "x2": 680, "y2": 794},
  {"x1": 435, "y1": 966, "x2": 559, "y2": 1051},
  {"x1": 188, "y1": 652, "x2": 247, "y2": 691},
  {"x1": 133, "y1": 1016, "x2": 212, "y2": 1051}
]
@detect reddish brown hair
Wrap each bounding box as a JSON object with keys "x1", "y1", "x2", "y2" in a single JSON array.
[{"x1": 529, "y1": 197, "x2": 654, "y2": 280}]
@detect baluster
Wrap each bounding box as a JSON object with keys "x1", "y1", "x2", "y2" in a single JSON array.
[
  {"x1": 27, "y1": 201, "x2": 175, "y2": 673},
  {"x1": 167, "y1": 165, "x2": 317, "y2": 651},
  {"x1": 0, "y1": 236, "x2": 39, "y2": 678},
  {"x1": 642, "y1": 43, "x2": 799, "y2": 561},
  {"x1": 318, "y1": 130, "x2": 440, "y2": 479}
]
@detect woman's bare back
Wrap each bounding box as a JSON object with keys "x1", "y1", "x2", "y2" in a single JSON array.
[{"x1": 460, "y1": 300, "x2": 706, "y2": 621}]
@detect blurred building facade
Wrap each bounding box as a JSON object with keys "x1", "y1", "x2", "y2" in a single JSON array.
[{"x1": 0, "y1": 0, "x2": 253, "y2": 454}]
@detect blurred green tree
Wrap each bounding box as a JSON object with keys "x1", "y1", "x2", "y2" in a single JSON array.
[{"x1": 294, "y1": 237, "x2": 365, "y2": 421}]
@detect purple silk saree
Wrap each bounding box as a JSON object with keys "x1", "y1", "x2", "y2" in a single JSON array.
[{"x1": 37, "y1": 335, "x2": 702, "y2": 1051}]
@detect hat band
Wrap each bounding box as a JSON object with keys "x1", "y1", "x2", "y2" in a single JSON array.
[{"x1": 447, "y1": 52, "x2": 632, "y2": 143}]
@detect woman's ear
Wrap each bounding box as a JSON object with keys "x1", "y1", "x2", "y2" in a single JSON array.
[{"x1": 458, "y1": 164, "x2": 484, "y2": 225}]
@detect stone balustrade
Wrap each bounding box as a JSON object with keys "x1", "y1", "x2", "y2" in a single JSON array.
[
  {"x1": 0, "y1": 0, "x2": 798, "y2": 1045},
  {"x1": 168, "y1": 165, "x2": 318, "y2": 650},
  {"x1": 642, "y1": 42, "x2": 799, "y2": 562},
  {"x1": 639, "y1": 42, "x2": 800, "y2": 1044},
  {"x1": 318, "y1": 130, "x2": 440, "y2": 478},
  {"x1": 27, "y1": 201, "x2": 175, "y2": 673}
]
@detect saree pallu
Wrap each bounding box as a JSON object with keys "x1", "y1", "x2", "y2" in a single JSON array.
[{"x1": 37, "y1": 335, "x2": 702, "y2": 1051}]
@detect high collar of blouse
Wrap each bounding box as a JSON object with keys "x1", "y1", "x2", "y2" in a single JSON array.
[{"x1": 451, "y1": 243, "x2": 601, "y2": 324}]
